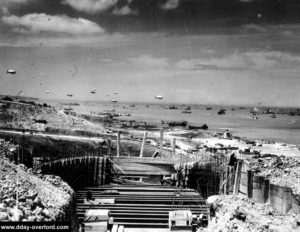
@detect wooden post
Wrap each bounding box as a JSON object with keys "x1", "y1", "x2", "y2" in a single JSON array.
[
  {"x1": 107, "y1": 138, "x2": 111, "y2": 156},
  {"x1": 224, "y1": 167, "x2": 228, "y2": 194},
  {"x1": 103, "y1": 158, "x2": 107, "y2": 185},
  {"x1": 97, "y1": 157, "x2": 101, "y2": 186},
  {"x1": 172, "y1": 138, "x2": 176, "y2": 157},
  {"x1": 100, "y1": 157, "x2": 105, "y2": 186},
  {"x1": 233, "y1": 160, "x2": 243, "y2": 195},
  {"x1": 263, "y1": 179, "x2": 269, "y2": 203},
  {"x1": 95, "y1": 157, "x2": 100, "y2": 187},
  {"x1": 247, "y1": 170, "x2": 253, "y2": 198},
  {"x1": 160, "y1": 129, "x2": 163, "y2": 157},
  {"x1": 117, "y1": 131, "x2": 120, "y2": 157},
  {"x1": 139, "y1": 131, "x2": 147, "y2": 157},
  {"x1": 219, "y1": 170, "x2": 224, "y2": 194}
]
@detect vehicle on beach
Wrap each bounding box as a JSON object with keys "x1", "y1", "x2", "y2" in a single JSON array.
[
  {"x1": 169, "y1": 105, "x2": 178, "y2": 109},
  {"x1": 217, "y1": 109, "x2": 226, "y2": 115},
  {"x1": 181, "y1": 110, "x2": 192, "y2": 114}
]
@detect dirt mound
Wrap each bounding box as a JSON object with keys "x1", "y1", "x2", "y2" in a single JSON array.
[{"x1": 0, "y1": 139, "x2": 74, "y2": 222}]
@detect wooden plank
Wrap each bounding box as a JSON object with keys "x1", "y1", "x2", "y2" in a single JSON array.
[
  {"x1": 108, "y1": 138, "x2": 112, "y2": 156},
  {"x1": 112, "y1": 224, "x2": 118, "y2": 232},
  {"x1": 233, "y1": 160, "x2": 243, "y2": 195},
  {"x1": 118, "y1": 225, "x2": 124, "y2": 232},
  {"x1": 247, "y1": 170, "x2": 253, "y2": 199},
  {"x1": 77, "y1": 205, "x2": 207, "y2": 209},
  {"x1": 83, "y1": 187, "x2": 195, "y2": 192},
  {"x1": 140, "y1": 131, "x2": 147, "y2": 158},
  {"x1": 159, "y1": 129, "x2": 163, "y2": 157},
  {"x1": 117, "y1": 131, "x2": 120, "y2": 157}
]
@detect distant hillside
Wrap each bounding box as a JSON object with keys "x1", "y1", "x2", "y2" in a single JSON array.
[
  {"x1": 0, "y1": 95, "x2": 39, "y2": 101},
  {"x1": 0, "y1": 97, "x2": 104, "y2": 133}
]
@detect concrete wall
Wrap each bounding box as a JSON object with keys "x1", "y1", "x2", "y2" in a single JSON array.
[{"x1": 236, "y1": 161, "x2": 300, "y2": 214}]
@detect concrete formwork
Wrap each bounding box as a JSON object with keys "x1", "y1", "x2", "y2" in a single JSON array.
[{"x1": 236, "y1": 160, "x2": 300, "y2": 214}]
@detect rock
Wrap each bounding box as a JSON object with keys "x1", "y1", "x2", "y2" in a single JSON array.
[
  {"x1": 24, "y1": 209, "x2": 32, "y2": 217},
  {"x1": 0, "y1": 212, "x2": 9, "y2": 220},
  {"x1": 35, "y1": 215, "x2": 44, "y2": 222},
  {"x1": 27, "y1": 216, "x2": 36, "y2": 221},
  {"x1": 0, "y1": 202, "x2": 7, "y2": 211},
  {"x1": 27, "y1": 190, "x2": 38, "y2": 200},
  {"x1": 34, "y1": 196, "x2": 41, "y2": 204},
  {"x1": 233, "y1": 208, "x2": 246, "y2": 222},
  {"x1": 33, "y1": 206, "x2": 43, "y2": 215},
  {"x1": 42, "y1": 209, "x2": 50, "y2": 217},
  {"x1": 19, "y1": 164, "x2": 27, "y2": 171},
  {"x1": 10, "y1": 207, "x2": 24, "y2": 221},
  {"x1": 207, "y1": 195, "x2": 219, "y2": 205},
  {"x1": 296, "y1": 214, "x2": 300, "y2": 226}
]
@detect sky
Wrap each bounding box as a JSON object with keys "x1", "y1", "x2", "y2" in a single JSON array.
[{"x1": 1, "y1": 0, "x2": 300, "y2": 107}]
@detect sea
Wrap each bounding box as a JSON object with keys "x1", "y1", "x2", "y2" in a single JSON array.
[{"x1": 44, "y1": 99, "x2": 300, "y2": 146}]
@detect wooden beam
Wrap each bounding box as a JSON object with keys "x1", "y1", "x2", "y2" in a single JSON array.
[
  {"x1": 107, "y1": 138, "x2": 112, "y2": 156},
  {"x1": 171, "y1": 138, "x2": 176, "y2": 157},
  {"x1": 159, "y1": 129, "x2": 163, "y2": 157},
  {"x1": 139, "y1": 131, "x2": 147, "y2": 158},
  {"x1": 117, "y1": 131, "x2": 120, "y2": 157},
  {"x1": 247, "y1": 170, "x2": 253, "y2": 199},
  {"x1": 233, "y1": 160, "x2": 243, "y2": 195}
]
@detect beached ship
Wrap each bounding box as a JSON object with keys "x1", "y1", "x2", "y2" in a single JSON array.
[
  {"x1": 187, "y1": 124, "x2": 208, "y2": 130},
  {"x1": 168, "y1": 120, "x2": 188, "y2": 127}
]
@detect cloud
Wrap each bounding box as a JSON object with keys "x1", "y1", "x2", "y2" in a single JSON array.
[
  {"x1": 175, "y1": 51, "x2": 300, "y2": 71},
  {"x1": 129, "y1": 55, "x2": 169, "y2": 68},
  {"x1": 242, "y1": 24, "x2": 268, "y2": 33},
  {"x1": 63, "y1": 0, "x2": 118, "y2": 14},
  {"x1": 0, "y1": 0, "x2": 32, "y2": 6},
  {"x1": 160, "y1": 0, "x2": 179, "y2": 10},
  {"x1": 112, "y1": 5, "x2": 138, "y2": 16},
  {"x1": 2, "y1": 13, "x2": 104, "y2": 34},
  {"x1": 0, "y1": 0, "x2": 33, "y2": 14}
]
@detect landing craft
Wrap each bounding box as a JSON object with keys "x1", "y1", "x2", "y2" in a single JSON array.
[
  {"x1": 7, "y1": 69, "x2": 16, "y2": 74},
  {"x1": 155, "y1": 95, "x2": 163, "y2": 100},
  {"x1": 67, "y1": 94, "x2": 73, "y2": 97}
]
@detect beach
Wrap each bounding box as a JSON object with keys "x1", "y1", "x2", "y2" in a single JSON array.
[{"x1": 47, "y1": 100, "x2": 300, "y2": 146}]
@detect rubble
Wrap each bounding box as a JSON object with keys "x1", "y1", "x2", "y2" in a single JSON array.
[
  {"x1": 203, "y1": 195, "x2": 299, "y2": 232},
  {"x1": 247, "y1": 155, "x2": 300, "y2": 197}
]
